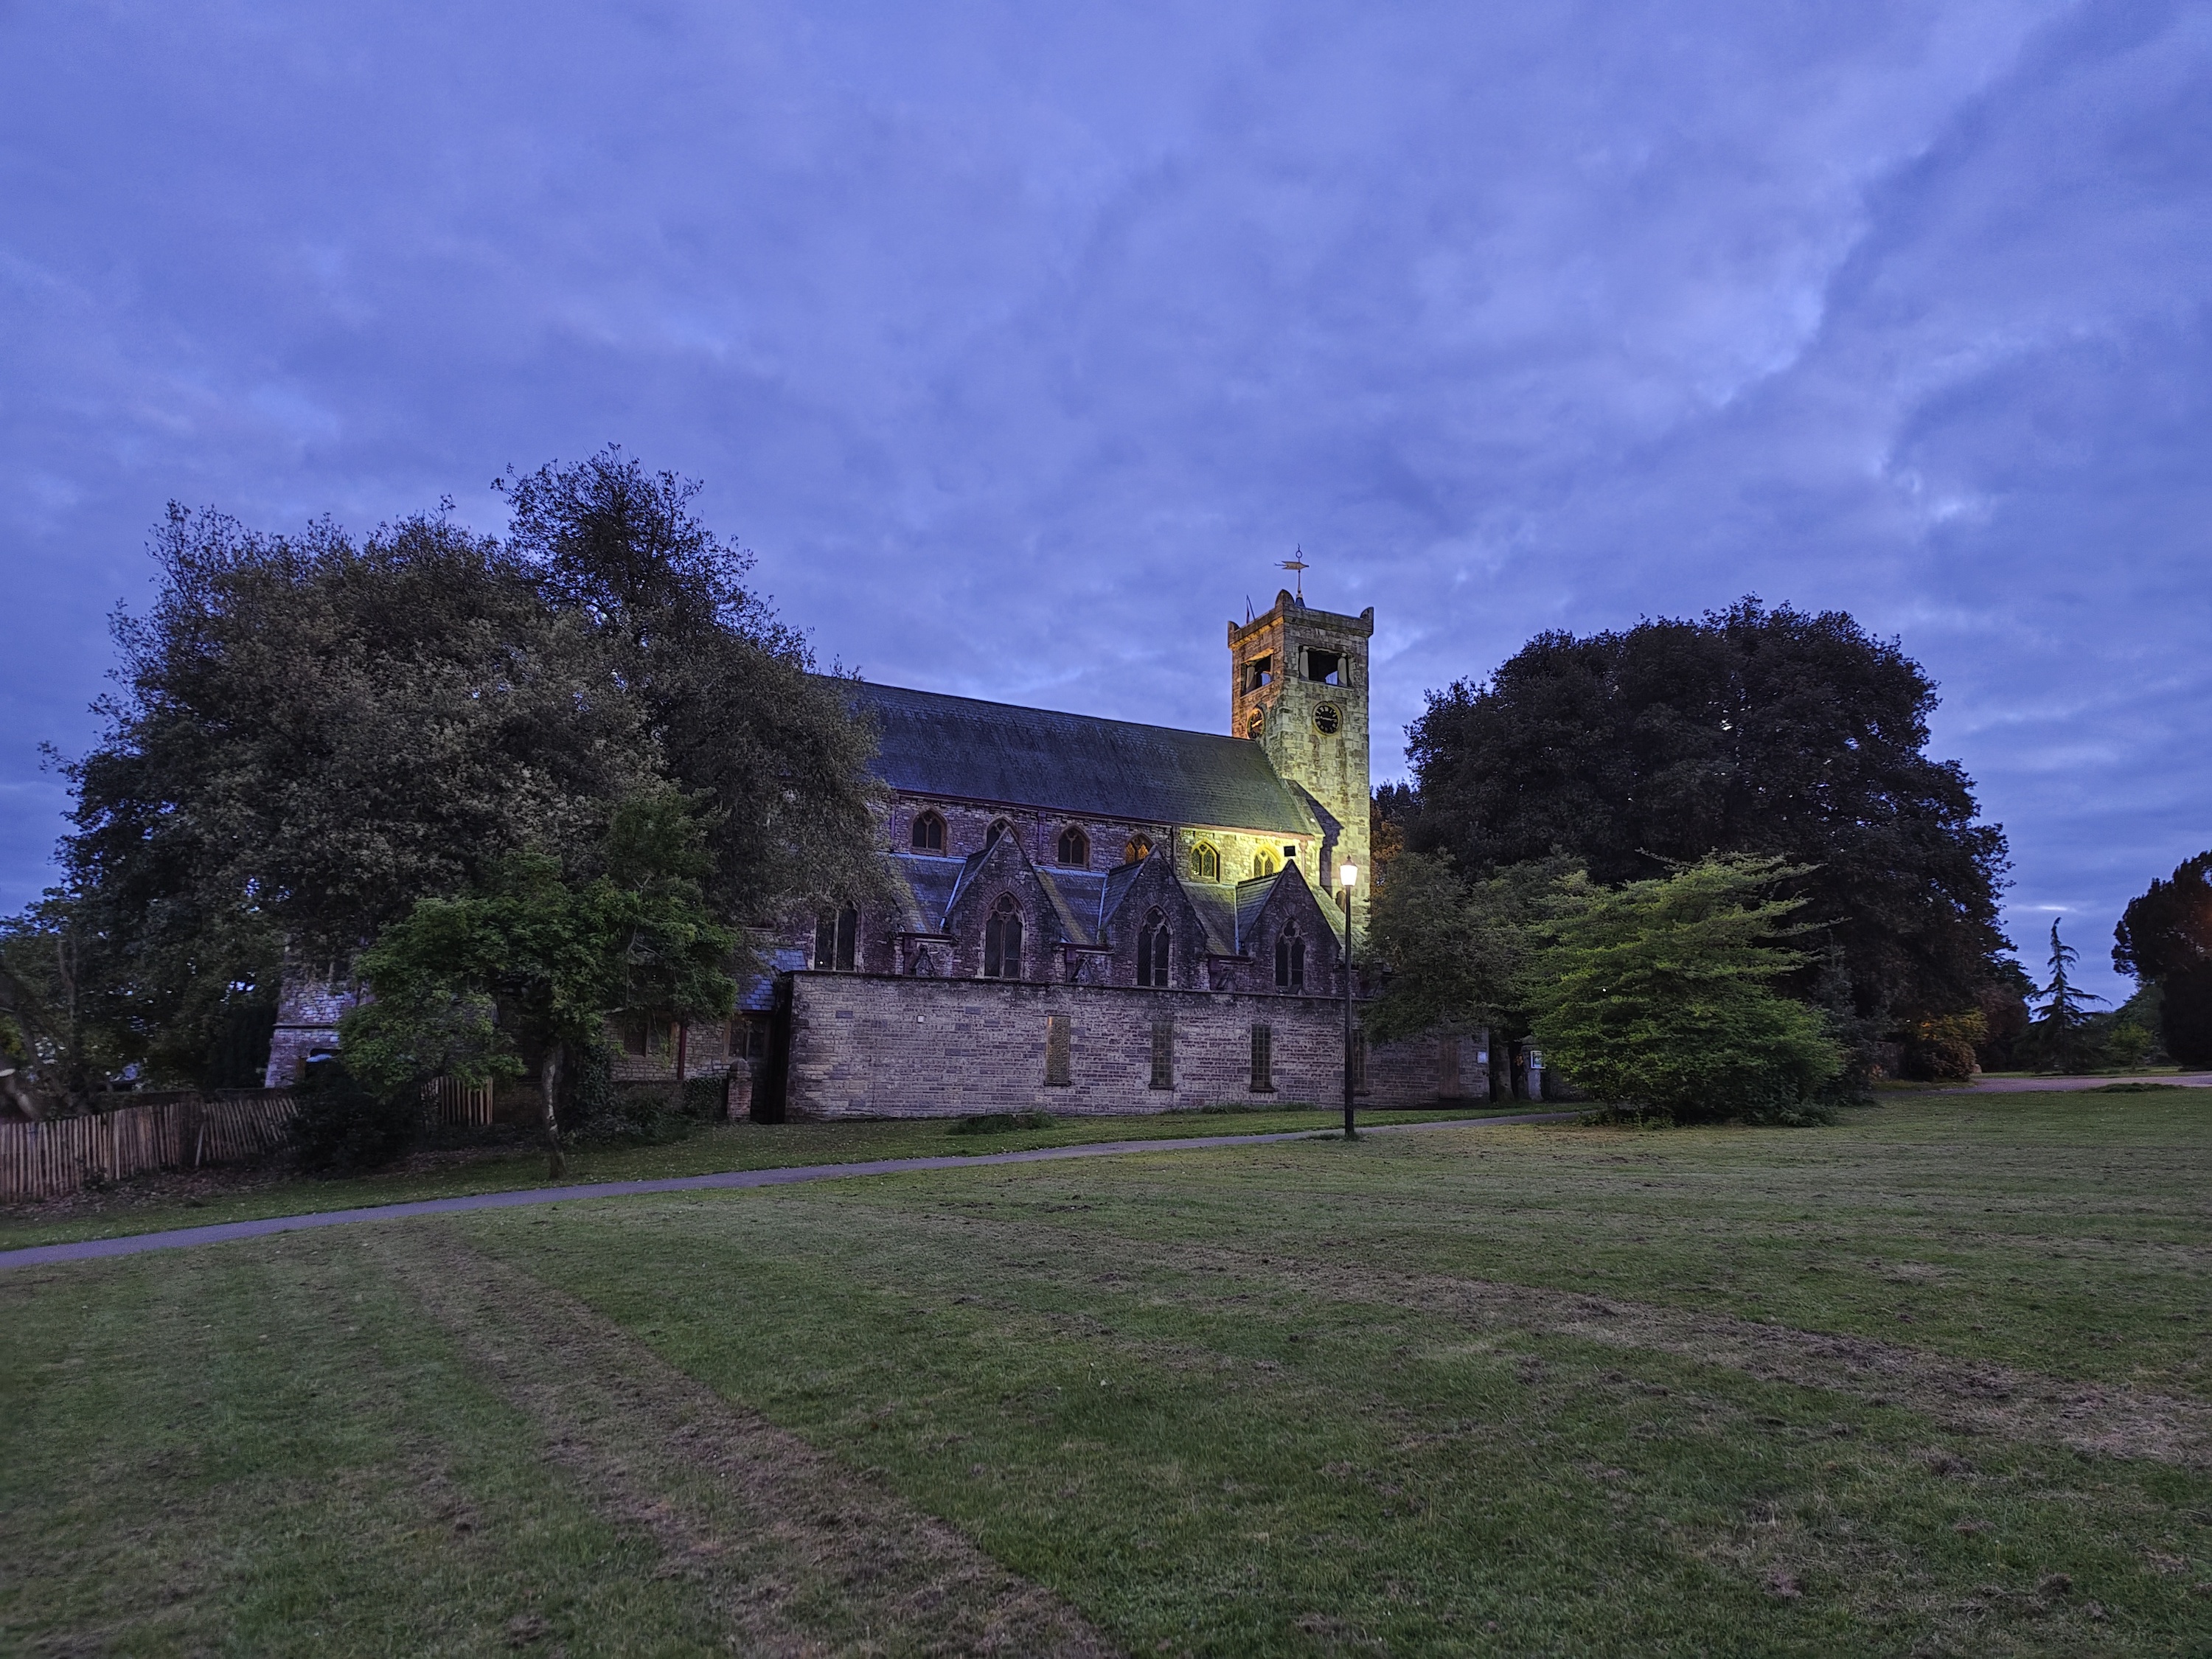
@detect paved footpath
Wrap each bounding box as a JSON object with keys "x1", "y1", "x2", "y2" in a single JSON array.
[{"x1": 0, "y1": 1111, "x2": 1579, "y2": 1272}]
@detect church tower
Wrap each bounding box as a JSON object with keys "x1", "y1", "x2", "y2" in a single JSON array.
[{"x1": 1228, "y1": 590, "x2": 1374, "y2": 932}]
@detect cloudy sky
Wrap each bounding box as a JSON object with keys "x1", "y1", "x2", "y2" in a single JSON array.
[{"x1": 4, "y1": 1, "x2": 2206, "y2": 1001}]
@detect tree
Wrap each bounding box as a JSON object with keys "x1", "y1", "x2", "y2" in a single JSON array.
[
  {"x1": 341, "y1": 793, "x2": 738, "y2": 1175},
  {"x1": 0, "y1": 891, "x2": 122, "y2": 1115},
  {"x1": 1523, "y1": 855, "x2": 1844, "y2": 1123},
  {"x1": 2113, "y1": 852, "x2": 2212, "y2": 1067},
  {"x1": 1403, "y1": 599, "x2": 2011, "y2": 1037},
  {"x1": 1363, "y1": 849, "x2": 1568, "y2": 1045},
  {"x1": 58, "y1": 507, "x2": 653, "y2": 1081},
  {"x1": 2027, "y1": 919, "x2": 2104, "y2": 1074},
  {"x1": 501, "y1": 448, "x2": 888, "y2": 925},
  {"x1": 38, "y1": 456, "x2": 887, "y2": 1088}
]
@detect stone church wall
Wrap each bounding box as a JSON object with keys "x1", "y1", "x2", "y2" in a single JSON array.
[{"x1": 783, "y1": 970, "x2": 1460, "y2": 1119}]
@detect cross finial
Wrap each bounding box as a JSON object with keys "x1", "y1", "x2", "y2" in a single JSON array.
[{"x1": 1279, "y1": 548, "x2": 1308, "y2": 600}]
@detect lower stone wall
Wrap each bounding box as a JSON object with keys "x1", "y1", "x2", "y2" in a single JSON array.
[{"x1": 784, "y1": 971, "x2": 1466, "y2": 1119}]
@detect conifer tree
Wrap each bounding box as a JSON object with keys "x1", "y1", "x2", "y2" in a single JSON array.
[{"x1": 2030, "y1": 919, "x2": 2104, "y2": 1073}]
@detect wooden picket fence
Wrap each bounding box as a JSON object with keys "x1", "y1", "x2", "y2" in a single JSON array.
[
  {"x1": 0, "y1": 1093, "x2": 299, "y2": 1203},
  {"x1": 429, "y1": 1077, "x2": 494, "y2": 1127}
]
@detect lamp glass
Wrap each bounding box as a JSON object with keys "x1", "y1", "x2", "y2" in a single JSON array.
[{"x1": 1339, "y1": 863, "x2": 1358, "y2": 888}]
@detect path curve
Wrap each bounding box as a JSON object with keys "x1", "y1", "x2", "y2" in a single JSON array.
[{"x1": 0, "y1": 1110, "x2": 1578, "y2": 1271}]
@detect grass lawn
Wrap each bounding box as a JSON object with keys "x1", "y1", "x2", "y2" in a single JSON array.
[
  {"x1": 0, "y1": 1103, "x2": 1534, "y2": 1252},
  {"x1": 5, "y1": 1090, "x2": 2209, "y2": 1655}
]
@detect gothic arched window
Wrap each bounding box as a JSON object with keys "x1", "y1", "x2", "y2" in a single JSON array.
[
  {"x1": 1057, "y1": 825, "x2": 1090, "y2": 867},
  {"x1": 983, "y1": 896, "x2": 1023, "y2": 979},
  {"x1": 1189, "y1": 841, "x2": 1220, "y2": 883},
  {"x1": 911, "y1": 810, "x2": 945, "y2": 853},
  {"x1": 815, "y1": 902, "x2": 859, "y2": 972},
  {"x1": 1136, "y1": 908, "x2": 1170, "y2": 987},
  {"x1": 1123, "y1": 833, "x2": 1153, "y2": 866},
  {"x1": 1252, "y1": 848, "x2": 1278, "y2": 879},
  {"x1": 1274, "y1": 926, "x2": 1305, "y2": 991},
  {"x1": 986, "y1": 818, "x2": 1012, "y2": 849}
]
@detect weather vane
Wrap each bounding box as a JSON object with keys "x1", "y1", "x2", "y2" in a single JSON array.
[{"x1": 1280, "y1": 548, "x2": 1308, "y2": 600}]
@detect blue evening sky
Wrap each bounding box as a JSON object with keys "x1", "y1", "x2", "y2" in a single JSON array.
[{"x1": 4, "y1": 2, "x2": 2207, "y2": 1002}]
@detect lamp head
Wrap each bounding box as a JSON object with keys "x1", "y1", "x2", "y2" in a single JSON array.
[{"x1": 1339, "y1": 862, "x2": 1358, "y2": 889}]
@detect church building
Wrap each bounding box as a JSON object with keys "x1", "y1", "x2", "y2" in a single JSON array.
[
  {"x1": 749, "y1": 588, "x2": 1458, "y2": 1118},
  {"x1": 269, "y1": 588, "x2": 1495, "y2": 1113}
]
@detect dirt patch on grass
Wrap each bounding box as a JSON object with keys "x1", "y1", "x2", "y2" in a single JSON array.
[
  {"x1": 366, "y1": 1228, "x2": 1115, "y2": 1657},
  {"x1": 879, "y1": 1208, "x2": 2212, "y2": 1472},
  {"x1": 1256, "y1": 1255, "x2": 2212, "y2": 1470}
]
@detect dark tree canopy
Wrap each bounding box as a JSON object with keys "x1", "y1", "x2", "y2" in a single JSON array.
[
  {"x1": 501, "y1": 449, "x2": 887, "y2": 923},
  {"x1": 61, "y1": 507, "x2": 650, "y2": 1079},
  {"x1": 44, "y1": 451, "x2": 883, "y2": 1088},
  {"x1": 1403, "y1": 599, "x2": 2011, "y2": 1023},
  {"x1": 2113, "y1": 850, "x2": 2212, "y2": 1066}
]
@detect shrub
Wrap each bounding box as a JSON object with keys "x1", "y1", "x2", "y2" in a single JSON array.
[
  {"x1": 292, "y1": 1057, "x2": 426, "y2": 1173},
  {"x1": 560, "y1": 1052, "x2": 723, "y2": 1146},
  {"x1": 949, "y1": 1111, "x2": 1057, "y2": 1135},
  {"x1": 1525, "y1": 857, "x2": 1844, "y2": 1126}
]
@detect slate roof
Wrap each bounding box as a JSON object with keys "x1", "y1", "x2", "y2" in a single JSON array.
[{"x1": 838, "y1": 679, "x2": 1317, "y2": 836}]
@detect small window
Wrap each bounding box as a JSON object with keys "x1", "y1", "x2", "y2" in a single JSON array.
[
  {"x1": 1136, "y1": 909, "x2": 1170, "y2": 987},
  {"x1": 1351, "y1": 1029, "x2": 1368, "y2": 1096},
  {"x1": 729, "y1": 1014, "x2": 770, "y2": 1060},
  {"x1": 1244, "y1": 655, "x2": 1273, "y2": 692},
  {"x1": 911, "y1": 810, "x2": 945, "y2": 853},
  {"x1": 622, "y1": 1014, "x2": 652, "y2": 1057},
  {"x1": 1150, "y1": 1018, "x2": 1175, "y2": 1091},
  {"x1": 1305, "y1": 649, "x2": 1343, "y2": 685},
  {"x1": 813, "y1": 904, "x2": 858, "y2": 972},
  {"x1": 1313, "y1": 703, "x2": 1341, "y2": 735},
  {"x1": 1252, "y1": 849, "x2": 1278, "y2": 879},
  {"x1": 1123, "y1": 834, "x2": 1152, "y2": 866},
  {"x1": 986, "y1": 818, "x2": 1012, "y2": 849},
  {"x1": 1057, "y1": 825, "x2": 1090, "y2": 867},
  {"x1": 1246, "y1": 710, "x2": 1265, "y2": 740},
  {"x1": 1189, "y1": 841, "x2": 1220, "y2": 883},
  {"x1": 1044, "y1": 1013, "x2": 1072, "y2": 1087},
  {"x1": 984, "y1": 895, "x2": 1023, "y2": 979},
  {"x1": 1250, "y1": 1024, "x2": 1274, "y2": 1093},
  {"x1": 1275, "y1": 928, "x2": 1305, "y2": 991}
]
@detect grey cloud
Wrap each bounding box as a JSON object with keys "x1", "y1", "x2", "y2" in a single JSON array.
[{"x1": 2, "y1": 0, "x2": 2202, "y2": 1000}]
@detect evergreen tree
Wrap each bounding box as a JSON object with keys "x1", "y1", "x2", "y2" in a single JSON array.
[
  {"x1": 2113, "y1": 852, "x2": 2212, "y2": 1066},
  {"x1": 2029, "y1": 919, "x2": 2104, "y2": 1073}
]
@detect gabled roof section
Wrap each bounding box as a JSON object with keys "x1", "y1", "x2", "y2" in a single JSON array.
[
  {"x1": 1232, "y1": 860, "x2": 1344, "y2": 954},
  {"x1": 1035, "y1": 869, "x2": 1107, "y2": 947},
  {"x1": 837, "y1": 678, "x2": 1317, "y2": 836},
  {"x1": 1234, "y1": 872, "x2": 1280, "y2": 950},
  {"x1": 1099, "y1": 860, "x2": 1147, "y2": 929},
  {"x1": 886, "y1": 854, "x2": 964, "y2": 933},
  {"x1": 1180, "y1": 884, "x2": 1241, "y2": 958}
]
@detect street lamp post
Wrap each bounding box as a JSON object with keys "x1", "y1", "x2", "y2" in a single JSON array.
[{"x1": 1340, "y1": 861, "x2": 1359, "y2": 1138}]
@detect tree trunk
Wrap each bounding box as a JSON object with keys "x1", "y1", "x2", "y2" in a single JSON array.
[{"x1": 541, "y1": 1041, "x2": 566, "y2": 1180}]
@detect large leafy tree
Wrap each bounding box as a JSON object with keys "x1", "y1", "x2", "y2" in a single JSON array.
[
  {"x1": 1363, "y1": 850, "x2": 1568, "y2": 1046},
  {"x1": 501, "y1": 448, "x2": 887, "y2": 924},
  {"x1": 1523, "y1": 855, "x2": 1844, "y2": 1123},
  {"x1": 2113, "y1": 852, "x2": 2212, "y2": 1066},
  {"x1": 42, "y1": 454, "x2": 884, "y2": 1088},
  {"x1": 341, "y1": 793, "x2": 738, "y2": 1175},
  {"x1": 1404, "y1": 599, "x2": 2011, "y2": 1029},
  {"x1": 59, "y1": 507, "x2": 653, "y2": 1080}
]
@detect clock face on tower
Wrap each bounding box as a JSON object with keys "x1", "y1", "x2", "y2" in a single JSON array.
[{"x1": 1313, "y1": 703, "x2": 1341, "y2": 734}]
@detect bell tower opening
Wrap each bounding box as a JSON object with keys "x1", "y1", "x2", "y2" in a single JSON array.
[{"x1": 1228, "y1": 586, "x2": 1374, "y2": 933}]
